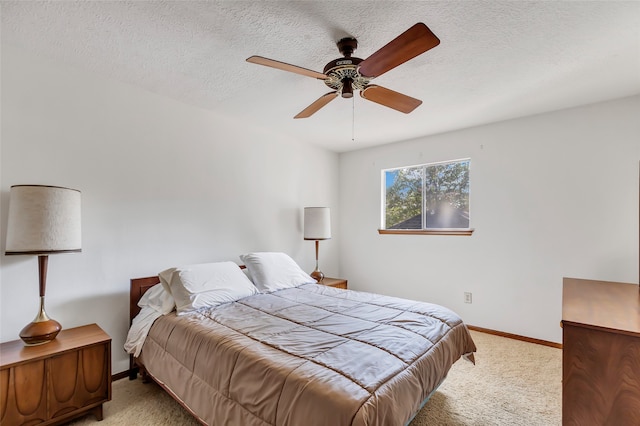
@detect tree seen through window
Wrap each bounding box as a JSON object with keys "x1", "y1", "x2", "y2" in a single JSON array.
[{"x1": 384, "y1": 159, "x2": 469, "y2": 230}]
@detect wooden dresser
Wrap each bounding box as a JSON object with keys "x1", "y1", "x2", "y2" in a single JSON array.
[
  {"x1": 561, "y1": 277, "x2": 640, "y2": 425},
  {"x1": 0, "y1": 323, "x2": 111, "y2": 426}
]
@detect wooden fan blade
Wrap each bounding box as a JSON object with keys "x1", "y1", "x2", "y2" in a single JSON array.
[
  {"x1": 358, "y1": 23, "x2": 440, "y2": 78},
  {"x1": 294, "y1": 92, "x2": 338, "y2": 119},
  {"x1": 360, "y1": 85, "x2": 422, "y2": 113},
  {"x1": 247, "y1": 56, "x2": 327, "y2": 80}
]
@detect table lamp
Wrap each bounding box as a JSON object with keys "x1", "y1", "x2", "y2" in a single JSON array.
[
  {"x1": 5, "y1": 185, "x2": 82, "y2": 345},
  {"x1": 303, "y1": 207, "x2": 331, "y2": 282}
]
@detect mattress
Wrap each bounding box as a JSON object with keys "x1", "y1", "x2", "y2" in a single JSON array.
[{"x1": 139, "y1": 283, "x2": 476, "y2": 426}]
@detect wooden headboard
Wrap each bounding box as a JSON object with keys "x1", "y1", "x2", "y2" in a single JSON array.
[{"x1": 130, "y1": 276, "x2": 161, "y2": 323}]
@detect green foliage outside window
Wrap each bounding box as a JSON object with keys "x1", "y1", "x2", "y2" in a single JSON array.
[{"x1": 384, "y1": 159, "x2": 470, "y2": 230}]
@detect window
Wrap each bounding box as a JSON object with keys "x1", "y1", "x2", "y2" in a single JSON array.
[{"x1": 380, "y1": 159, "x2": 472, "y2": 235}]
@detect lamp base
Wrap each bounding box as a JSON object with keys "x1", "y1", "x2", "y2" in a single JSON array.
[
  {"x1": 310, "y1": 269, "x2": 324, "y2": 283},
  {"x1": 20, "y1": 319, "x2": 61, "y2": 346}
]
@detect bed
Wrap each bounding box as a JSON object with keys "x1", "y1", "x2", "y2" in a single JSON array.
[{"x1": 126, "y1": 255, "x2": 476, "y2": 426}]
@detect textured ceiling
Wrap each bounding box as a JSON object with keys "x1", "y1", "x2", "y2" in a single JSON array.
[{"x1": 2, "y1": 1, "x2": 639, "y2": 152}]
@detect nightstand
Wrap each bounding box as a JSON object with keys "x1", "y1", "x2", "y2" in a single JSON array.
[
  {"x1": 320, "y1": 277, "x2": 348, "y2": 289},
  {"x1": 0, "y1": 323, "x2": 111, "y2": 425}
]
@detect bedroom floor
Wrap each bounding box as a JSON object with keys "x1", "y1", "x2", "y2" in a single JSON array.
[{"x1": 69, "y1": 330, "x2": 561, "y2": 425}]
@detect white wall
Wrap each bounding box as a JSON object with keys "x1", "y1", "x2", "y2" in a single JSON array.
[
  {"x1": 339, "y1": 95, "x2": 640, "y2": 344},
  {"x1": 0, "y1": 46, "x2": 340, "y2": 373}
]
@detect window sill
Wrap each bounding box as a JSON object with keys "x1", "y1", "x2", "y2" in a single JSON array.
[{"x1": 378, "y1": 228, "x2": 474, "y2": 236}]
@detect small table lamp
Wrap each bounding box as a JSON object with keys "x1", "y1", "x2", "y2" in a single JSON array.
[
  {"x1": 304, "y1": 207, "x2": 331, "y2": 282},
  {"x1": 5, "y1": 185, "x2": 82, "y2": 345}
]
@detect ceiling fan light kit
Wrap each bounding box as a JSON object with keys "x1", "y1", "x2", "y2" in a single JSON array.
[{"x1": 246, "y1": 22, "x2": 440, "y2": 118}]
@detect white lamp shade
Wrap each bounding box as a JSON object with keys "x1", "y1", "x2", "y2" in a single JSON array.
[
  {"x1": 5, "y1": 185, "x2": 82, "y2": 254},
  {"x1": 304, "y1": 207, "x2": 331, "y2": 240}
]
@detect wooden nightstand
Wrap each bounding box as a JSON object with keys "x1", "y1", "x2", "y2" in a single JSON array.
[
  {"x1": 320, "y1": 277, "x2": 348, "y2": 289},
  {"x1": 0, "y1": 323, "x2": 111, "y2": 426}
]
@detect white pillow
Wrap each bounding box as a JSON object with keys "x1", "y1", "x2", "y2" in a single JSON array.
[
  {"x1": 159, "y1": 261, "x2": 258, "y2": 315},
  {"x1": 138, "y1": 283, "x2": 175, "y2": 315},
  {"x1": 239, "y1": 252, "x2": 316, "y2": 292},
  {"x1": 158, "y1": 267, "x2": 175, "y2": 296}
]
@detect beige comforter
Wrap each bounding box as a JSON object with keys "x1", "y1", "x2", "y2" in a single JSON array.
[{"x1": 139, "y1": 284, "x2": 476, "y2": 426}]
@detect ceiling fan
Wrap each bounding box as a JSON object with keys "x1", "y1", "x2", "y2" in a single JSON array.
[{"x1": 246, "y1": 22, "x2": 440, "y2": 119}]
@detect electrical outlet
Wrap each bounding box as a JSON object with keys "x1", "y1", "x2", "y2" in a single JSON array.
[{"x1": 464, "y1": 292, "x2": 472, "y2": 304}]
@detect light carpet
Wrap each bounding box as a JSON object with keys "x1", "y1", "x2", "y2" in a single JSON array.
[{"x1": 69, "y1": 330, "x2": 561, "y2": 425}]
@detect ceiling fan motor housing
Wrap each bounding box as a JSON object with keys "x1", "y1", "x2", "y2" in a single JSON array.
[
  {"x1": 322, "y1": 37, "x2": 371, "y2": 98},
  {"x1": 323, "y1": 57, "x2": 371, "y2": 98}
]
